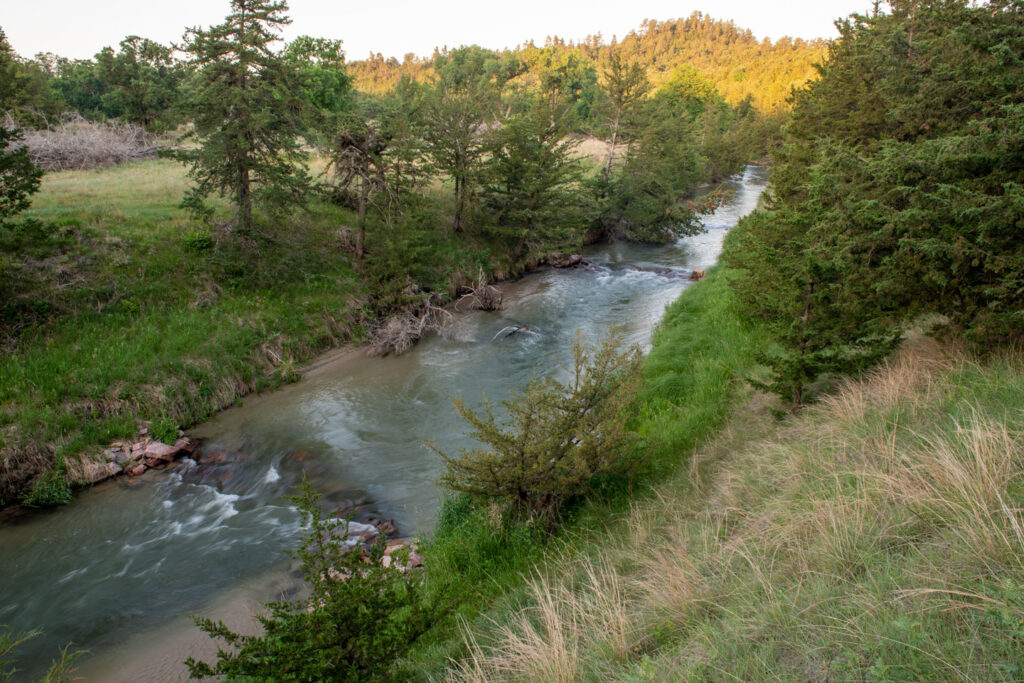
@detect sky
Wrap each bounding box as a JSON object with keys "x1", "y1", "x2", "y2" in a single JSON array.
[{"x1": 2, "y1": 0, "x2": 872, "y2": 61}]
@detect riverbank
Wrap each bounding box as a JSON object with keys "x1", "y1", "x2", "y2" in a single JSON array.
[
  {"x1": 393, "y1": 265, "x2": 775, "y2": 677},
  {"x1": 0, "y1": 166, "x2": 768, "y2": 678},
  {"x1": 433, "y1": 331, "x2": 1024, "y2": 680},
  {"x1": 0, "y1": 159, "x2": 548, "y2": 508}
]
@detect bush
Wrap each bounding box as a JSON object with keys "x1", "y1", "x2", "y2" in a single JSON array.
[
  {"x1": 432, "y1": 330, "x2": 642, "y2": 522},
  {"x1": 0, "y1": 124, "x2": 43, "y2": 226},
  {"x1": 186, "y1": 481, "x2": 430, "y2": 682},
  {"x1": 21, "y1": 465, "x2": 72, "y2": 508}
]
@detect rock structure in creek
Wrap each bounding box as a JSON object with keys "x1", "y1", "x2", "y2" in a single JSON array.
[{"x1": 77, "y1": 423, "x2": 197, "y2": 485}]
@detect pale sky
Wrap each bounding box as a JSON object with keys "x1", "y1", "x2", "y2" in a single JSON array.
[{"x1": 2, "y1": 0, "x2": 872, "y2": 61}]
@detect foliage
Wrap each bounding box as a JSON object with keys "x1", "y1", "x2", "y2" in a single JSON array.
[
  {"x1": 433, "y1": 331, "x2": 642, "y2": 522},
  {"x1": 597, "y1": 109, "x2": 709, "y2": 242},
  {"x1": 481, "y1": 97, "x2": 593, "y2": 257},
  {"x1": 726, "y1": 0, "x2": 1024, "y2": 407},
  {"x1": 595, "y1": 53, "x2": 650, "y2": 174},
  {"x1": 420, "y1": 51, "x2": 500, "y2": 234},
  {"x1": 326, "y1": 91, "x2": 421, "y2": 258},
  {"x1": 174, "y1": 0, "x2": 310, "y2": 234},
  {"x1": 282, "y1": 35, "x2": 352, "y2": 147},
  {"x1": 0, "y1": 125, "x2": 43, "y2": 226},
  {"x1": 1, "y1": 630, "x2": 81, "y2": 683},
  {"x1": 93, "y1": 36, "x2": 184, "y2": 131},
  {"x1": 348, "y1": 13, "x2": 825, "y2": 112},
  {"x1": 20, "y1": 464, "x2": 72, "y2": 508},
  {"x1": 187, "y1": 481, "x2": 429, "y2": 681}
]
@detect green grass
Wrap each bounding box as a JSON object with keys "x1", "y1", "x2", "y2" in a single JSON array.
[
  {"x1": 0, "y1": 159, "x2": 495, "y2": 506},
  {"x1": 440, "y1": 333, "x2": 1024, "y2": 681},
  {"x1": 394, "y1": 267, "x2": 771, "y2": 679}
]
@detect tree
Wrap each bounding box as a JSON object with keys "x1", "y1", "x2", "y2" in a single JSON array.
[
  {"x1": 598, "y1": 53, "x2": 650, "y2": 175},
  {"x1": 0, "y1": 29, "x2": 18, "y2": 111},
  {"x1": 0, "y1": 126, "x2": 42, "y2": 229},
  {"x1": 481, "y1": 97, "x2": 592, "y2": 257},
  {"x1": 726, "y1": 0, "x2": 1024, "y2": 407},
  {"x1": 432, "y1": 331, "x2": 642, "y2": 523},
  {"x1": 328, "y1": 101, "x2": 400, "y2": 259},
  {"x1": 175, "y1": 0, "x2": 309, "y2": 235},
  {"x1": 282, "y1": 36, "x2": 352, "y2": 148},
  {"x1": 94, "y1": 36, "x2": 183, "y2": 131},
  {"x1": 598, "y1": 109, "x2": 710, "y2": 242},
  {"x1": 421, "y1": 47, "x2": 504, "y2": 234},
  {"x1": 187, "y1": 481, "x2": 428, "y2": 681}
]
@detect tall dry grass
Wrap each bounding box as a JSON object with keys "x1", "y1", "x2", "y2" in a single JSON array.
[{"x1": 446, "y1": 339, "x2": 1024, "y2": 681}]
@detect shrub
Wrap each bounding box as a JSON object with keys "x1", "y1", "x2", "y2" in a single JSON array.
[
  {"x1": 186, "y1": 481, "x2": 430, "y2": 682},
  {"x1": 432, "y1": 330, "x2": 642, "y2": 522},
  {"x1": 0, "y1": 124, "x2": 43, "y2": 226},
  {"x1": 21, "y1": 465, "x2": 72, "y2": 508}
]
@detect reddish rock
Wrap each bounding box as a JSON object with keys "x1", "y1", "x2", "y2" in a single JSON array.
[
  {"x1": 549, "y1": 253, "x2": 583, "y2": 268},
  {"x1": 384, "y1": 541, "x2": 408, "y2": 556},
  {"x1": 690, "y1": 269, "x2": 706, "y2": 281},
  {"x1": 198, "y1": 450, "x2": 229, "y2": 464},
  {"x1": 145, "y1": 442, "x2": 180, "y2": 462},
  {"x1": 174, "y1": 437, "x2": 197, "y2": 453},
  {"x1": 290, "y1": 449, "x2": 315, "y2": 462},
  {"x1": 406, "y1": 552, "x2": 424, "y2": 569},
  {"x1": 81, "y1": 460, "x2": 122, "y2": 483},
  {"x1": 375, "y1": 519, "x2": 397, "y2": 538},
  {"x1": 129, "y1": 464, "x2": 148, "y2": 476}
]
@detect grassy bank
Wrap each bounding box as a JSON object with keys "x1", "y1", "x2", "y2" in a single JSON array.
[
  {"x1": 439, "y1": 332, "x2": 1024, "y2": 680},
  {"x1": 396, "y1": 267, "x2": 772, "y2": 678},
  {"x1": 0, "y1": 160, "x2": 493, "y2": 506}
]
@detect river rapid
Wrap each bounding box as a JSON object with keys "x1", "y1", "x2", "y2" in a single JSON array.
[{"x1": 0, "y1": 166, "x2": 768, "y2": 680}]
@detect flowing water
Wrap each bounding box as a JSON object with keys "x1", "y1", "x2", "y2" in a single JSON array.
[{"x1": 0, "y1": 166, "x2": 768, "y2": 680}]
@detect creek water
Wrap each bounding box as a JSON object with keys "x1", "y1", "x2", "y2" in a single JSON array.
[{"x1": 0, "y1": 166, "x2": 768, "y2": 680}]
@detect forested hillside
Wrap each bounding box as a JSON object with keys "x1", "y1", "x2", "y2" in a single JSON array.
[{"x1": 350, "y1": 13, "x2": 826, "y2": 112}]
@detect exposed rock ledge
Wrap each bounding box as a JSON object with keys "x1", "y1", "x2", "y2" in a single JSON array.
[{"x1": 71, "y1": 424, "x2": 197, "y2": 486}]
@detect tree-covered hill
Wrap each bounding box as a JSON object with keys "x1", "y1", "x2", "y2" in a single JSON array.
[{"x1": 349, "y1": 12, "x2": 827, "y2": 111}]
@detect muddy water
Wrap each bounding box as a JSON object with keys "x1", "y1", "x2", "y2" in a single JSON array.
[{"x1": 0, "y1": 166, "x2": 768, "y2": 679}]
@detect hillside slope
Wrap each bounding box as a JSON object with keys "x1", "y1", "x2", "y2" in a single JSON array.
[
  {"x1": 349, "y1": 13, "x2": 826, "y2": 111},
  {"x1": 444, "y1": 329, "x2": 1024, "y2": 680}
]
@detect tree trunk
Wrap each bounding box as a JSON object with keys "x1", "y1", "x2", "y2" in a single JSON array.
[
  {"x1": 238, "y1": 166, "x2": 251, "y2": 233},
  {"x1": 453, "y1": 174, "x2": 464, "y2": 234},
  {"x1": 604, "y1": 112, "x2": 621, "y2": 176},
  {"x1": 356, "y1": 176, "x2": 369, "y2": 259}
]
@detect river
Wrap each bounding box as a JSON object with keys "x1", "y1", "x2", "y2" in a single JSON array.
[{"x1": 0, "y1": 166, "x2": 768, "y2": 680}]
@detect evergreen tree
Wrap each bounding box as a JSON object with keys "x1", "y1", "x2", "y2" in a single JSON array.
[
  {"x1": 175, "y1": 0, "x2": 309, "y2": 235},
  {"x1": 481, "y1": 96, "x2": 591, "y2": 257},
  {"x1": 727, "y1": 0, "x2": 1024, "y2": 407},
  {"x1": 598, "y1": 110, "x2": 708, "y2": 242}
]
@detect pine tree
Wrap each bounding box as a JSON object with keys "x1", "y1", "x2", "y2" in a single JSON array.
[
  {"x1": 175, "y1": 0, "x2": 309, "y2": 235},
  {"x1": 481, "y1": 96, "x2": 591, "y2": 257}
]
